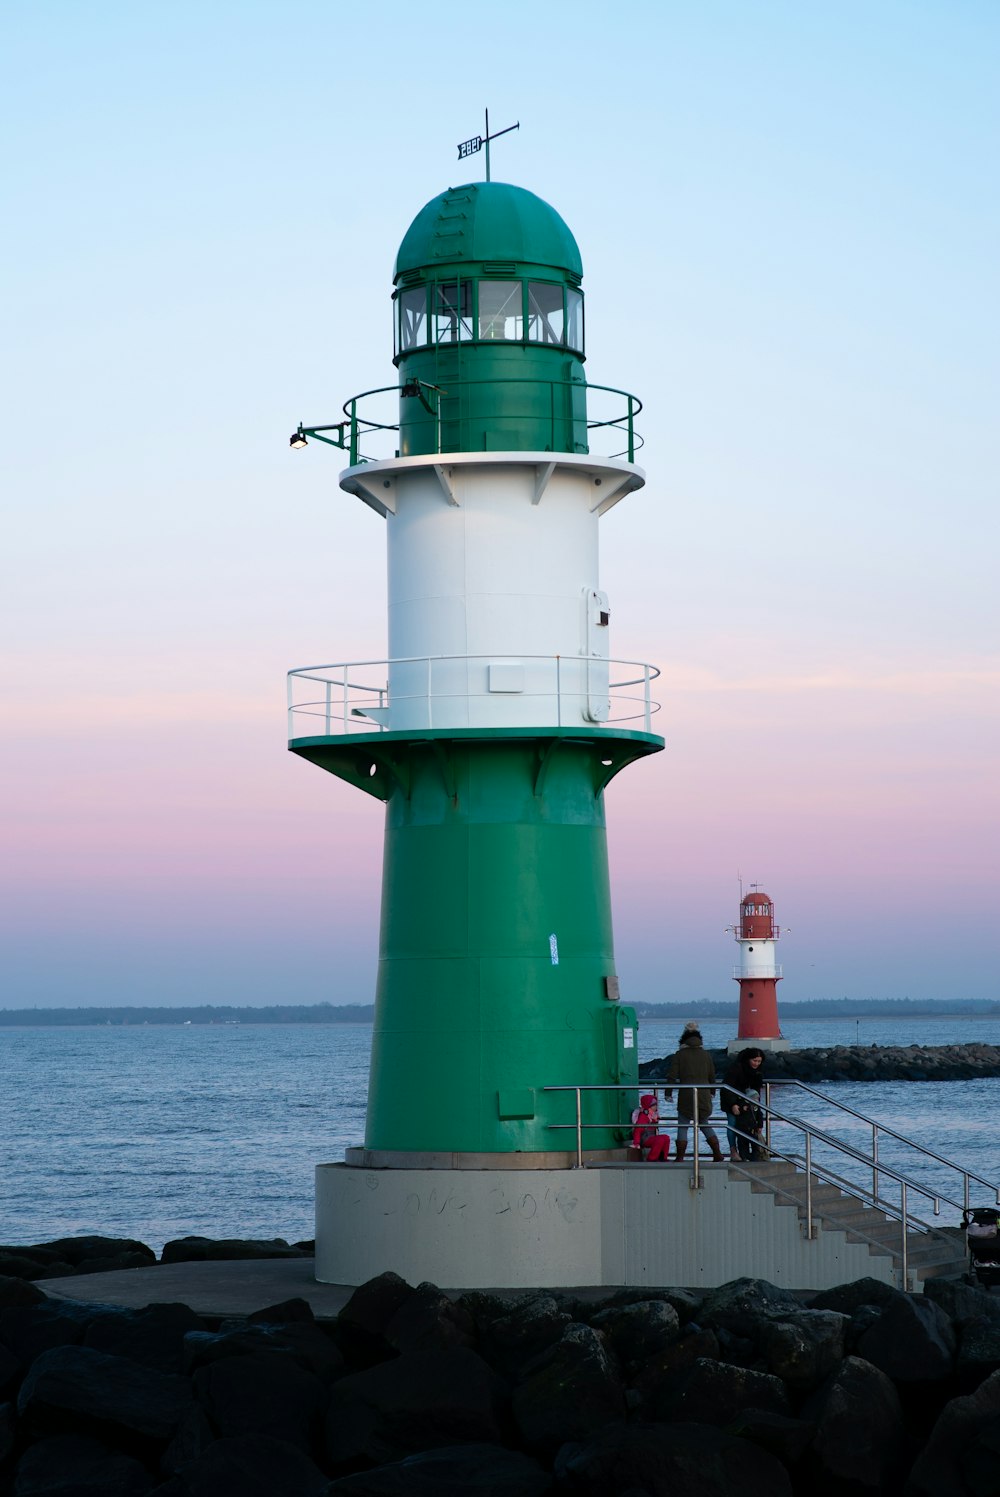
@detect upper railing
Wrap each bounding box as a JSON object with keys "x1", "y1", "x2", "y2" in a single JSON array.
[
  {"x1": 291, "y1": 379, "x2": 643, "y2": 466},
  {"x1": 732, "y1": 965, "x2": 784, "y2": 979},
  {"x1": 288, "y1": 655, "x2": 661, "y2": 738}
]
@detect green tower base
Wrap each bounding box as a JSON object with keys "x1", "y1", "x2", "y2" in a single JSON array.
[{"x1": 291, "y1": 726, "x2": 663, "y2": 1159}]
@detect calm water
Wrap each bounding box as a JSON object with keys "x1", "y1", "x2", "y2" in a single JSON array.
[{"x1": 0, "y1": 1018, "x2": 996, "y2": 1253}]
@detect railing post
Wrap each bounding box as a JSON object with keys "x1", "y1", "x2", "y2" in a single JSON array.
[
  {"x1": 342, "y1": 675, "x2": 349, "y2": 733},
  {"x1": 763, "y1": 1082, "x2": 772, "y2": 1153},
  {"x1": 691, "y1": 1101, "x2": 701, "y2": 1191},
  {"x1": 627, "y1": 395, "x2": 635, "y2": 463},
  {"x1": 426, "y1": 657, "x2": 433, "y2": 729},
  {"x1": 349, "y1": 400, "x2": 359, "y2": 466},
  {"x1": 556, "y1": 655, "x2": 562, "y2": 727},
  {"x1": 575, "y1": 1088, "x2": 583, "y2": 1168},
  {"x1": 901, "y1": 1180, "x2": 908, "y2": 1288},
  {"x1": 872, "y1": 1123, "x2": 879, "y2": 1205},
  {"x1": 643, "y1": 663, "x2": 651, "y2": 732},
  {"x1": 325, "y1": 681, "x2": 332, "y2": 736},
  {"x1": 805, "y1": 1133, "x2": 814, "y2": 1238},
  {"x1": 287, "y1": 673, "x2": 294, "y2": 739}
]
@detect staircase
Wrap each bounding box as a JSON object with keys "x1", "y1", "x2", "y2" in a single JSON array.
[{"x1": 733, "y1": 1158, "x2": 968, "y2": 1288}]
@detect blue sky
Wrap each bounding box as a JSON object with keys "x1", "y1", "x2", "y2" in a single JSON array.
[{"x1": 1, "y1": 1, "x2": 997, "y2": 1006}]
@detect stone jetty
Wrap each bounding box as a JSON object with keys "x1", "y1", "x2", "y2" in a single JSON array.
[
  {"x1": 2, "y1": 1237, "x2": 1000, "y2": 1493},
  {"x1": 641, "y1": 1043, "x2": 1000, "y2": 1084}
]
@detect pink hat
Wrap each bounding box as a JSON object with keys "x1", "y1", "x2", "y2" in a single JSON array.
[{"x1": 640, "y1": 1094, "x2": 656, "y2": 1108}]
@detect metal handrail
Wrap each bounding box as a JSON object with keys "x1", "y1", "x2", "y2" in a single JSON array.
[
  {"x1": 764, "y1": 1078, "x2": 1000, "y2": 1216},
  {"x1": 287, "y1": 654, "x2": 662, "y2": 737},
  {"x1": 543, "y1": 1080, "x2": 986, "y2": 1288},
  {"x1": 295, "y1": 378, "x2": 644, "y2": 464}
]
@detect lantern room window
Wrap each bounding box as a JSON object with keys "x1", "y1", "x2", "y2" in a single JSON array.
[
  {"x1": 396, "y1": 286, "x2": 428, "y2": 353},
  {"x1": 478, "y1": 280, "x2": 522, "y2": 340},
  {"x1": 566, "y1": 288, "x2": 584, "y2": 351},
  {"x1": 434, "y1": 282, "x2": 472, "y2": 344},
  {"x1": 527, "y1": 281, "x2": 564, "y2": 345}
]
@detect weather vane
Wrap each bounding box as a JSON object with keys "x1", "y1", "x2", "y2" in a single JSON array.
[{"x1": 457, "y1": 109, "x2": 519, "y2": 182}]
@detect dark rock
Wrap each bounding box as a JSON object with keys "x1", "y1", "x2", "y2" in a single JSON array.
[
  {"x1": 846, "y1": 1304, "x2": 884, "y2": 1349},
  {"x1": 801, "y1": 1354, "x2": 906, "y2": 1495},
  {"x1": 325, "y1": 1345, "x2": 507, "y2": 1468},
  {"x1": 451, "y1": 1290, "x2": 517, "y2": 1336},
  {"x1": 715, "y1": 1326, "x2": 757, "y2": 1367},
  {"x1": 511, "y1": 1323, "x2": 625, "y2": 1458},
  {"x1": 36, "y1": 1235, "x2": 155, "y2": 1267},
  {"x1": 12, "y1": 1433, "x2": 153, "y2": 1495},
  {"x1": 0, "y1": 1343, "x2": 20, "y2": 1397},
  {"x1": 336, "y1": 1271, "x2": 415, "y2": 1366},
  {"x1": 857, "y1": 1292, "x2": 956, "y2": 1382},
  {"x1": 589, "y1": 1300, "x2": 680, "y2": 1370},
  {"x1": 193, "y1": 1350, "x2": 327, "y2": 1451},
  {"x1": 152, "y1": 1433, "x2": 329, "y2": 1497},
  {"x1": 0, "y1": 1277, "x2": 46, "y2": 1308},
  {"x1": 184, "y1": 1320, "x2": 344, "y2": 1381},
  {"x1": 584, "y1": 1285, "x2": 703, "y2": 1324},
  {"x1": 647, "y1": 1355, "x2": 790, "y2": 1427},
  {"x1": 246, "y1": 1297, "x2": 315, "y2": 1324},
  {"x1": 697, "y1": 1278, "x2": 803, "y2": 1339},
  {"x1": 905, "y1": 1366, "x2": 1000, "y2": 1496},
  {"x1": 0, "y1": 1252, "x2": 67, "y2": 1281},
  {"x1": 924, "y1": 1276, "x2": 1000, "y2": 1326},
  {"x1": 809, "y1": 1278, "x2": 905, "y2": 1316},
  {"x1": 478, "y1": 1294, "x2": 572, "y2": 1379},
  {"x1": 17, "y1": 1344, "x2": 192, "y2": 1447},
  {"x1": 634, "y1": 1326, "x2": 721, "y2": 1413},
  {"x1": 959, "y1": 1412, "x2": 1000, "y2": 1493},
  {"x1": 326, "y1": 1442, "x2": 553, "y2": 1494},
  {"x1": 0, "y1": 1400, "x2": 14, "y2": 1464},
  {"x1": 0, "y1": 1301, "x2": 92, "y2": 1371},
  {"x1": 84, "y1": 1303, "x2": 205, "y2": 1374},
  {"x1": 159, "y1": 1235, "x2": 307, "y2": 1263},
  {"x1": 759, "y1": 1311, "x2": 849, "y2": 1391},
  {"x1": 725, "y1": 1408, "x2": 816, "y2": 1466},
  {"x1": 384, "y1": 1281, "x2": 476, "y2": 1354},
  {"x1": 957, "y1": 1315, "x2": 1000, "y2": 1382},
  {"x1": 0, "y1": 1238, "x2": 155, "y2": 1283},
  {"x1": 159, "y1": 1405, "x2": 217, "y2": 1477},
  {"x1": 553, "y1": 1419, "x2": 794, "y2": 1496}
]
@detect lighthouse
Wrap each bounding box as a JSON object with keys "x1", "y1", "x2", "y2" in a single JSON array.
[
  {"x1": 289, "y1": 169, "x2": 664, "y2": 1287},
  {"x1": 728, "y1": 886, "x2": 790, "y2": 1054}
]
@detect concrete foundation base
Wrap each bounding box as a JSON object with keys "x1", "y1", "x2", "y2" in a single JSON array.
[{"x1": 315, "y1": 1159, "x2": 899, "y2": 1292}]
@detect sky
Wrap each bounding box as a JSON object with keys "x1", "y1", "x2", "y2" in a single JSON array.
[{"x1": 1, "y1": 1, "x2": 996, "y2": 1008}]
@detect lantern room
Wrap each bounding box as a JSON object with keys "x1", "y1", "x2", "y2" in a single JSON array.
[{"x1": 392, "y1": 180, "x2": 588, "y2": 456}]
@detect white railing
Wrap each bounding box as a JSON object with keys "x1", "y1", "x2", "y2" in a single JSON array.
[
  {"x1": 733, "y1": 965, "x2": 783, "y2": 980},
  {"x1": 287, "y1": 654, "x2": 661, "y2": 738}
]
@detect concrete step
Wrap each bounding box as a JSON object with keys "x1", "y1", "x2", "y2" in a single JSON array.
[{"x1": 739, "y1": 1158, "x2": 968, "y2": 1279}]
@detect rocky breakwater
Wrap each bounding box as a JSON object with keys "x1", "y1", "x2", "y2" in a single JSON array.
[
  {"x1": 642, "y1": 1043, "x2": 1000, "y2": 1084},
  {"x1": 2, "y1": 1241, "x2": 1000, "y2": 1493}
]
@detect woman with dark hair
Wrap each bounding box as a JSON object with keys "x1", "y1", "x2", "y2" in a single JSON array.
[
  {"x1": 665, "y1": 1022, "x2": 724, "y2": 1162},
  {"x1": 722, "y1": 1047, "x2": 766, "y2": 1161}
]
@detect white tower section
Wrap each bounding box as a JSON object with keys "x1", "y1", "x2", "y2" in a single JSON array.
[{"x1": 342, "y1": 451, "x2": 644, "y2": 732}]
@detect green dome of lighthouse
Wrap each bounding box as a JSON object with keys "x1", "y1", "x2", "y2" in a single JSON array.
[{"x1": 394, "y1": 181, "x2": 583, "y2": 282}]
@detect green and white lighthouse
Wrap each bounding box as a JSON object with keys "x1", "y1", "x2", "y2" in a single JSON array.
[{"x1": 290, "y1": 170, "x2": 663, "y2": 1285}]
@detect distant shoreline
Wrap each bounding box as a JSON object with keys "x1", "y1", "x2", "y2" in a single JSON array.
[{"x1": 1, "y1": 1001, "x2": 998, "y2": 1028}]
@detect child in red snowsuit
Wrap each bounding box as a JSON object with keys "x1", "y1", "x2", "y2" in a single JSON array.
[{"x1": 631, "y1": 1093, "x2": 671, "y2": 1161}]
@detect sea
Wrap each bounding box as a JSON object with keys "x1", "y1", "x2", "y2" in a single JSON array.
[{"x1": 1, "y1": 1016, "x2": 997, "y2": 1256}]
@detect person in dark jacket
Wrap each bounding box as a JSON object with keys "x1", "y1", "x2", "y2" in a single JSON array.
[
  {"x1": 722, "y1": 1047, "x2": 766, "y2": 1161},
  {"x1": 665, "y1": 1022, "x2": 724, "y2": 1162}
]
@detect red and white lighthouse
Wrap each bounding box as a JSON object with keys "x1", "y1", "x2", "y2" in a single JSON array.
[{"x1": 728, "y1": 886, "x2": 790, "y2": 1054}]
